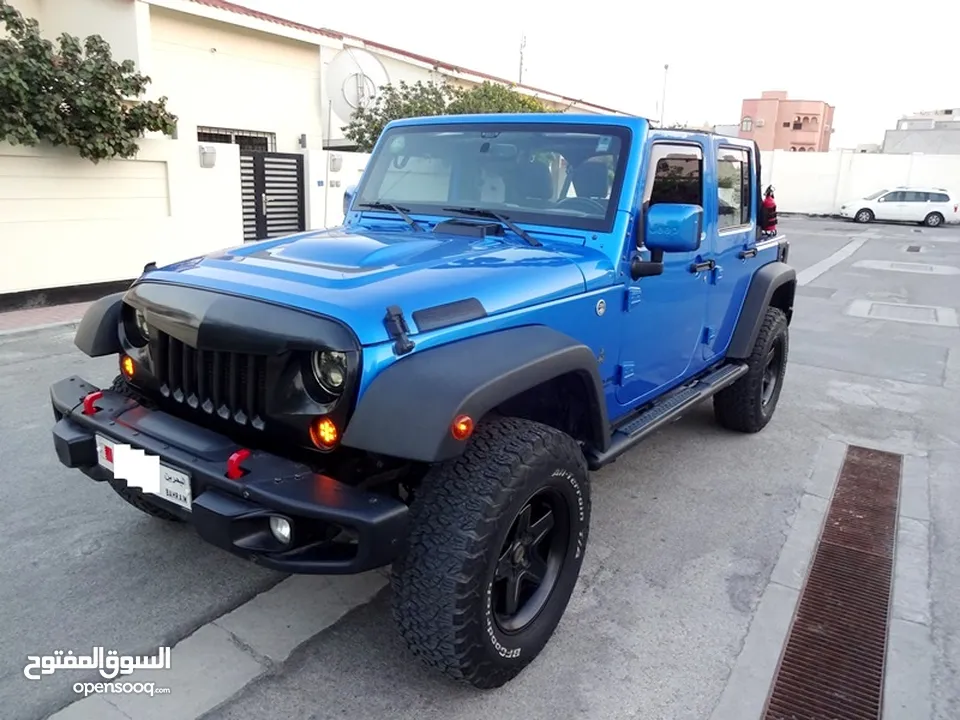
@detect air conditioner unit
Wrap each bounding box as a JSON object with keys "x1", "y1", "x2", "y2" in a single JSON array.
[{"x1": 756, "y1": 119, "x2": 765, "y2": 127}]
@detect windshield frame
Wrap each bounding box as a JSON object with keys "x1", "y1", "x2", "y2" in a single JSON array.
[{"x1": 352, "y1": 121, "x2": 634, "y2": 234}]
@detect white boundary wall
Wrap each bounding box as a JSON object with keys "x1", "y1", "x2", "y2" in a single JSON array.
[
  {"x1": 0, "y1": 139, "x2": 242, "y2": 296},
  {"x1": 304, "y1": 150, "x2": 370, "y2": 230},
  {"x1": 761, "y1": 150, "x2": 960, "y2": 215}
]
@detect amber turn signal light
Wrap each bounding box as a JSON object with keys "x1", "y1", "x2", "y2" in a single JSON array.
[
  {"x1": 451, "y1": 414, "x2": 474, "y2": 441},
  {"x1": 120, "y1": 355, "x2": 135, "y2": 379},
  {"x1": 310, "y1": 416, "x2": 339, "y2": 449}
]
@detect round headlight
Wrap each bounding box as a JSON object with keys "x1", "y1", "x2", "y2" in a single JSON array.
[
  {"x1": 311, "y1": 351, "x2": 347, "y2": 395},
  {"x1": 134, "y1": 309, "x2": 150, "y2": 340}
]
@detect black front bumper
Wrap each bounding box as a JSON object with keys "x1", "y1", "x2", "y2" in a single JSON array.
[{"x1": 50, "y1": 376, "x2": 408, "y2": 574}]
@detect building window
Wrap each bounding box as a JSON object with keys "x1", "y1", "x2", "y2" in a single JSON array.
[
  {"x1": 790, "y1": 147, "x2": 797, "y2": 152},
  {"x1": 740, "y1": 116, "x2": 753, "y2": 132},
  {"x1": 798, "y1": 147, "x2": 806, "y2": 152},
  {"x1": 716, "y1": 147, "x2": 751, "y2": 230},
  {"x1": 782, "y1": 122, "x2": 790, "y2": 128},
  {"x1": 197, "y1": 126, "x2": 277, "y2": 152}
]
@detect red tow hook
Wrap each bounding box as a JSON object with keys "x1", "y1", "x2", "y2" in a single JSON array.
[
  {"x1": 82, "y1": 391, "x2": 104, "y2": 416},
  {"x1": 226, "y1": 449, "x2": 252, "y2": 480}
]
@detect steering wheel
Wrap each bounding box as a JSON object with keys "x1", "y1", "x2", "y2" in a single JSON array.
[{"x1": 555, "y1": 197, "x2": 607, "y2": 214}]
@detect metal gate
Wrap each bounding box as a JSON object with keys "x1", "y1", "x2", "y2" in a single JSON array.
[{"x1": 240, "y1": 152, "x2": 306, "y2": 242}]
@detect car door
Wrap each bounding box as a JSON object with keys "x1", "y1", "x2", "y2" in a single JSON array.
[
  {"x1": 902, "y1": 191, "x2": 929, "y2": 221},
  {"x1": 615, "y1": 140, "x2": 710, "y2": 407},
  {"x1": 875, "y1": 191, "x2": 906, "y2": 221},
  {"x1": 703, "y1": 142, "x2": 757, "y2": 364}
]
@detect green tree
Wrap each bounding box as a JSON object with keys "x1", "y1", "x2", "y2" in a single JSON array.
[
  {"x1": 0, "y1": 0, "x2": 177, "y2": 163},
  {"x1": 342, "y1": 80, "x2": 553, "y2": 152}
]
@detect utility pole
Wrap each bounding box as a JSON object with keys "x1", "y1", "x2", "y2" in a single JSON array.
[
  {"x1": 518, "y1": 34, "x2": 527, "y2": 84},
  {"x1": 659, "y1": 63, "x2": 669, "y2": 127}
]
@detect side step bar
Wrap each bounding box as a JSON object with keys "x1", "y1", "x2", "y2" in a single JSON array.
[{"x1": 586, "y1": 362, "x2": 749, "y2": 470}]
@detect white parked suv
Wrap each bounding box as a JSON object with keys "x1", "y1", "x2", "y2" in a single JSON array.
[{"x1": 839, "y1": 186, "x2": 958, "y2": 227}]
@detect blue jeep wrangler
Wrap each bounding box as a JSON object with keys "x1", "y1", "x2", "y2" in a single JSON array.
[{"x1": 50, "y1": 113, "x2": 794, "y2": 689}]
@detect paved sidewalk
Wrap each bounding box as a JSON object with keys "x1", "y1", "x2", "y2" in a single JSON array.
[{"x1": 0, "y1": 302, "x2": 90, "y2": 335}]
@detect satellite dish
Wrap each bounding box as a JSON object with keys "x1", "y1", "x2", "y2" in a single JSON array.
[{"x1": 325, "y1": 48, "x2": 390, "y2": 125}]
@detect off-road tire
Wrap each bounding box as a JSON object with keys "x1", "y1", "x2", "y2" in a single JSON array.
[
  {"x1": 105, "y1": 375, "x2": 183, "y2": 523},
  {"x1": 391, "y1": 416, "x2": 591, "y2": 689},
  {"x1": 714, "y1": 307, "x2": 788, "y2": 433},
  {"x1": 854, "y1": 208, "x2": 873, "y2": 223},
  {"x1": 924, "y1": 212, "x2": 944, "y2": 227}
]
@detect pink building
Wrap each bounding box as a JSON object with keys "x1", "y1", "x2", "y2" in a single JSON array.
[{"x1": 738, "y1": 91, "x2": 835, "y2": 152}]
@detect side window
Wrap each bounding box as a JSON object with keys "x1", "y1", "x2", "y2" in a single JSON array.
[
  {"x1": 930, "y1": 192, "x2": 949, "y2": 202},
  {"x1": 881, "y1": 191, "x2": 905, "y2": 203},
  {"x1": 644, "y1": 143, "x2": 703, "y2": 208},
  {"x1": 717, "y1": 147, "x2": 751, "y2": 229},
  {"x1": 903, "y1": 191, "x2": 928, "y2": 202}
]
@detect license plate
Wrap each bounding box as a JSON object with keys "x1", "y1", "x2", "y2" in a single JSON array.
[{"x1": 95, "y1": 435, "x2": 192, "y2": 511}]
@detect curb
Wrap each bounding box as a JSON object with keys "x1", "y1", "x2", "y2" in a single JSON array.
[{"x1": 0, "y1": 320, "x2": 81, "y2": 338}]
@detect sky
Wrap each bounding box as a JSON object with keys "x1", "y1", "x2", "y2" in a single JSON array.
[{"x1": 236, "y1": 0, "x2": 959, "y2": 150}]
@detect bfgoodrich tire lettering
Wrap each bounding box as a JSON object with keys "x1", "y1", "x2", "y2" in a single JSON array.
[
  {"x1": 713, "y1": 307, "x2": 788, "y2": 433},
  {"x1": 391, "y1": 416, "x2": 590, "y2": 689}
]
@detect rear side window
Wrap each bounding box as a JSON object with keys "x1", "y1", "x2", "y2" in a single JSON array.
[
  {"x1": 644, "y1": 143, "x2": 703, "y2": 207},
  {"x1": 929, "y1": 192, "x2": 950, "y2": 202},
  {"x1": 717, "y1": 147, "x2": 751, "y2": 229}
]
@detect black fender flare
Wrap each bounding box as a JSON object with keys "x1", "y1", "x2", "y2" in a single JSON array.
[
  {"x1": 341, "y1": 325, "x2": 610, "y2": 463},
  {"x1": 74, "y1": 292, "x2": 125, "y2": 358},
  {"x1": 727, "y1": 261, "x2": 796, "y2": 359}
]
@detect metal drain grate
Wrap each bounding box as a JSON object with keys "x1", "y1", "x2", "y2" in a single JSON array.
[
  {"x1": 907, "y1": 245, "x2": 921, "y2": 252},
  {"x1": 763, "y1": 445, "x2": 902, "y2": 720}
]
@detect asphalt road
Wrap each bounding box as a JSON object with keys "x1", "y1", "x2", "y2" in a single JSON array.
[
  {"x1": 2, "y1": 216, "x2": 959, "y2": 720},
  {"x1": 0, "y1": 331, "x2": 285, "y2": 719}
]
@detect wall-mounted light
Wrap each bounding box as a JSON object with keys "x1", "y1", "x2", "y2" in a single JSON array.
[
  {"x1": 198, "y1": 143, "x2": 217, "y2": 169},
  {"x1": 299, "y1": 133, "x2": 308, "y2": 149}
]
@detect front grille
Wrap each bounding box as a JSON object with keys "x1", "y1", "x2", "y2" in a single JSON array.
[{"x1": 154, "y1": 331, "x2": 268, "y2": 430}]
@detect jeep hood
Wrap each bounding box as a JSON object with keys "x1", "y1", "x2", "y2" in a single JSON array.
[{"x1": 139, "y1": 226, "x2": 593, "y2": 346}]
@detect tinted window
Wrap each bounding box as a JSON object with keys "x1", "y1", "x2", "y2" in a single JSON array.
[
  {"x1": 882, "y1": 192, "x2": 905, "y2": 202},
  {"x1": 717, "y1": 146, "x2": 751, "y2": 228},
  {"x1": 644, "y1": 143, "x2": 703, "y2": 207},
  {"x1": 929, "y1": 192, "x2": 950, "y2": 202},
  {"x1": 354, "y1": 123, "x2": 631, "y2": 233},
  {"x1": 903, "y1": 191, "x2": 928, "y2": 202}
]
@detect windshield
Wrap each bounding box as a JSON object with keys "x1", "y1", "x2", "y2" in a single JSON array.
[
  {"x1": 864, "y1": 189, "x2": 888, "y2": 200},
  {"x1": 353, "y1": 122, "x2": 632, "y2": 233}
]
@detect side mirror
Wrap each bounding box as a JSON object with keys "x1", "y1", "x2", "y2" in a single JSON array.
[
  {"x1": 643, "y1": 203, "x2": 703, "y2": 253},
  {"x1": 343, "y1": 185, "x2": 357, "y2": 216}
]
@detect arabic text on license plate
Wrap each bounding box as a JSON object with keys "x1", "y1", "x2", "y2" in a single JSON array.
[{"x1": 159, "y1": 465, "x2": 192, "y2": 511}]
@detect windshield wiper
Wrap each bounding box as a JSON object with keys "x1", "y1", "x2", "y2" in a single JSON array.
[
  {"x1": 355, "y1": 202, "x2": 424, "y2": 231},
  {"x1": 441, "y1": 207, "x2": 542, "y2": 247}
]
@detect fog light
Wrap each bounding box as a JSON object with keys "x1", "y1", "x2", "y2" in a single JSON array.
[{"x1": 269, "y1": 516, "x2": 292, "y2": 544}]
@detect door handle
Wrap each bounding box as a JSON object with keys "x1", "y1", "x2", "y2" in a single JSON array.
[
  {"x1": 738, "y1": 247, "x2": 758, "y2": 259},
  {"x1": 689, "y1": 259, "x2": 716, "y2": 273}
]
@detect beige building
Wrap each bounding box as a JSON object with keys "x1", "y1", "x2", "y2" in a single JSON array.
[
  {"x1": 2, "y1": 0, "x2": 629, "y2": 301},
  {"x1": 738, "y1": 90, "x2": 836, "y2": 152}
]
